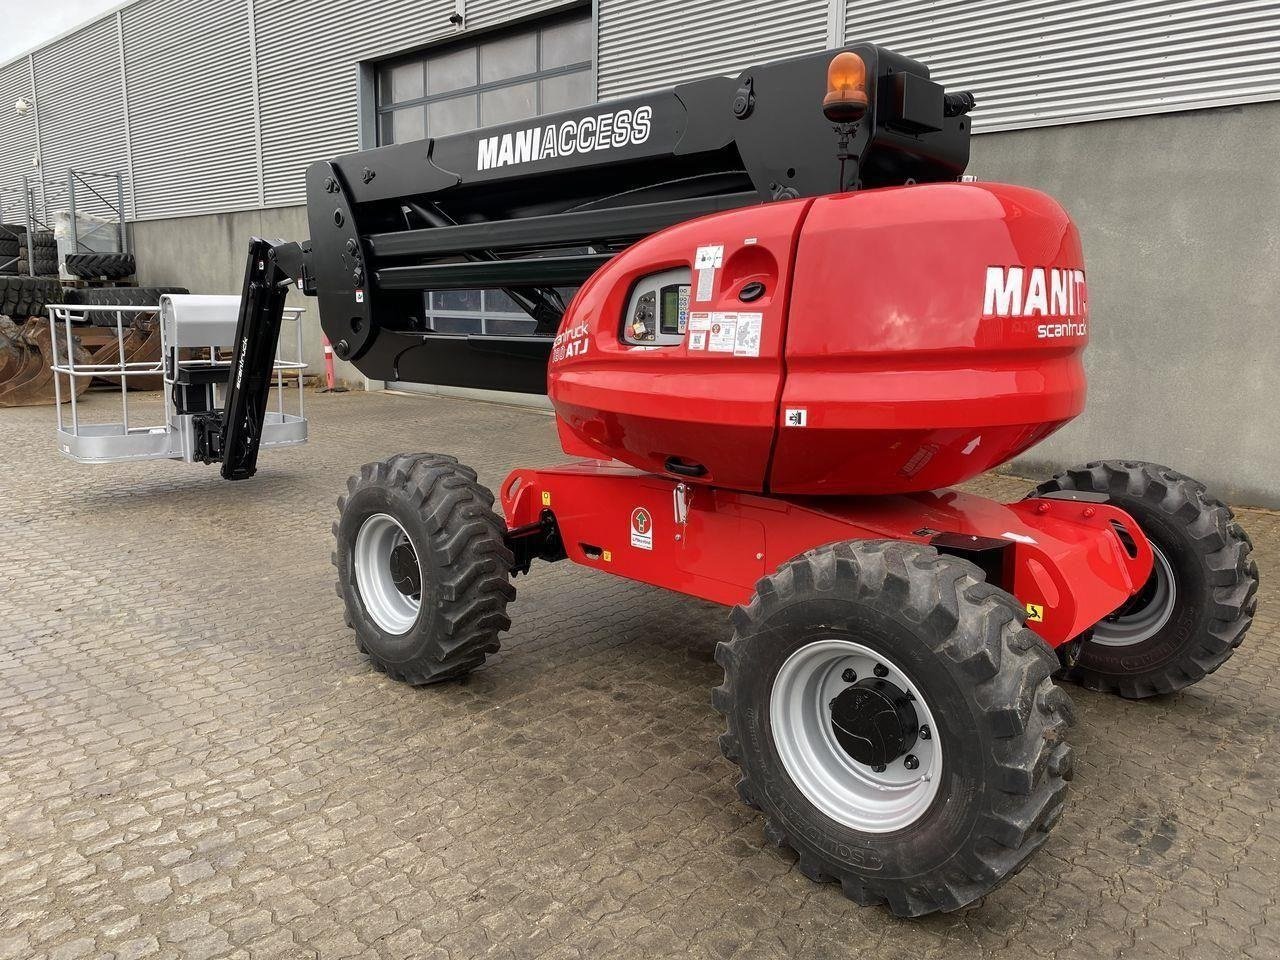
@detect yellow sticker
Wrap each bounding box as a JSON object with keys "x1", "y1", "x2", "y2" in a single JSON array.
[
  {"x1": 1025, "y1": 603, "x2": 1045, "y2": 623},
  {"x1": 541, "y1": 490, "x2": 552, "y2": 507},
  {"x1": 602, "y1": 550, "x2": 612, "y2": 563}
]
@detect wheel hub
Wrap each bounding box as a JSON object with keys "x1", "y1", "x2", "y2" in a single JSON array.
[
  {"x1": 353, "y1": 513, "x2": 423, "y2": 635},
  {"x1": 770, "y1": 639, "x2": 942, "y2": 833},
  {"x1": 389, "y1": 541, "x2": 421, "y2": 597},
  {"x1": 830, "y1": 678, "x2": 919, "y2": 767},
  {"x1": 1093, "y1": 542, "x2": 1176, "y2": 647}
]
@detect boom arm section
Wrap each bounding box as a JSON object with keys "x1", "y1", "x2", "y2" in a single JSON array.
[
  {"x1": 194, "y1": 237, "x2": 311, "y2": 480},
  {"x1": 305, "y1": 43, "x2": 973, "y2": 395}
]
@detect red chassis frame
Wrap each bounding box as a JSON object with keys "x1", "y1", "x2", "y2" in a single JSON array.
[{"x1": 501, "y1": 461, "x2": 1153, "y2": 648}]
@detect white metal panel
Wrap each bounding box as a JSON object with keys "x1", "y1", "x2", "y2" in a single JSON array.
[
  {"x1": 0, "y1": 59, "x2": 38, "y2": 219},
  {"x1": 597, "y1": 0, "x2": 830, "y2": 99},
  {"x1": 122, "y1": 0, "x2": 261, "y2": 220},
  {"x1": 31, "y1": 17, "x2": 130, "y2": 219},
  {"x1": 844, "y1": 0, "x2": 1280, "y2": 131},
  {"x1": 254, "y1": 0, "x2": 573, "y2": 207}
]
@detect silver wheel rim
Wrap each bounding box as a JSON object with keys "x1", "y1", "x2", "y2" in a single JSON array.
[
  {"x1": 770, "y1": 639, "x2": 942, "y2": 833},
  {"x1": 1092, "y1": 543, "x2": 1176, "y2": 647},
  {"x1": 354, "y1": 513, "x2": 421, "y2": 635}
]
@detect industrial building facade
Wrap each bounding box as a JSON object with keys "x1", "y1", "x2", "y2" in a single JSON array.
[{"x1": 2, "y1": 0, "x2": 1279, "y2": 504}]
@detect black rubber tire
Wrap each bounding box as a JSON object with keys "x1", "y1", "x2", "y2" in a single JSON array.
[
  {"x1": 0, "y1": 276, "x2": 64, "y2": 318},
  {"x1": 0, "y1": 223, "x2": 24, "y2": 241},
  {"x1": 1030, "y1": 461, "x2": 1258, "y2": 698},
  {"x1": 69, "y1": 286, "x2": 188, "y2": 309},
  {"x1": 0, "y1": 237, "x2": 17, "y2": 257},
  {"x1": 334, "y1": 453, "x2": 516, "y2": 684},
  {"x1": 715, "y1": 539, "x2": 1074, "y2": 917},
  {"x1": 65, "y1": 253, "x2": 136, "y2": 280}
]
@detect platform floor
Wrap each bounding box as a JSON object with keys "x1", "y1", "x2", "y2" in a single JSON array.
[{"x1": 1, "y1": 389, "x2": 1276, "y2": 960}]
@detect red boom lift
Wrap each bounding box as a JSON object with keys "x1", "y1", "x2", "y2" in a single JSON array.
[{"x1": 214, "y1": 45, "x2": 1258, "y2": 915}]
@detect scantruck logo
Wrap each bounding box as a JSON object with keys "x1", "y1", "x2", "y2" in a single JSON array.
[
  {"x1": 477, "y1": 105, "x2": 653, "y2": 171},
  {"x1": 983, "y1": 266, "x2": 1089, "y2": 340}
]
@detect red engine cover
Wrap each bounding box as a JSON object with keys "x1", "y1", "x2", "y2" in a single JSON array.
[{"x1": 548, "y1": 182, "x2": 1088, "y2": 495}]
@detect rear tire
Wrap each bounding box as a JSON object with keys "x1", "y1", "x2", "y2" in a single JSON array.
[
  {"x1": 715, "y1": 540, "x2": 1074, "y2": 916},
  {"x1": 1031, "y1": 461, "x2": 1258, "y2": 697},
  {"x1": 334, "y1": 453, "x2": 516, "y2": 684}
]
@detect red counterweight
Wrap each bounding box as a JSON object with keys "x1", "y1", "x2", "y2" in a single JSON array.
[{"x1": 548, "y1": 182, "x2": 1089, "y2": 496}]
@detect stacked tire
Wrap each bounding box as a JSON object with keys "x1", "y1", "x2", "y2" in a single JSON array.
[
  {"x1": 0, "y1": 224, "x2": 23, "y2": 276},
  {"x1": 0, "y1": 276, "x2": 64, "y2": 319},
  {"x1": 16, "y1": 230, "x2": 58, "y2": 277},
  {"x1": 65, "y1": 253, "x2": 136, "y2": 281},
  {"x1": 62, "y1": 286, "x2": 189, "y2": 325}
]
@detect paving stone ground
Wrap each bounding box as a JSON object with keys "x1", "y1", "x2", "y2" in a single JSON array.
[{"x1": 1, "y1": 388, "x2": 1276, "y2": 960}]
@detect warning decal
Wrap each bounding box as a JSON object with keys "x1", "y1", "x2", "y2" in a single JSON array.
[
  {"x1": 694, "y1": 244, "x2": 723, "y2": 302},
  {"x1": 630, "y1": 507, "x2": 654, "y2": 550},
  {"x1": 1025, "y1": 603, "x2": 1044, "y2": 623}
]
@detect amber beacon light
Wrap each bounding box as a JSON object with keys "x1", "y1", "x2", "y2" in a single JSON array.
[{"x1": 823, "y1": 52, "x2": 869, "y2": 123}]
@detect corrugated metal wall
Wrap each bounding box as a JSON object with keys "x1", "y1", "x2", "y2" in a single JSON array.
[
  {"x1": 4, "y1": 0, "x2": 1280, "y2": 220},
  {"x1": 255, "y1": 0, "x2": 568, "y2": 208},
  {"x1": 844, "y1": 0, "x2": 1280, "y2": 131},
  {"x1": 31, "y1": 17, "x2": 129, "y2": 219},
  {"x1": 0, "y1": 60, "x2": 38, "y2": 221},
  {"x1": 596, "y1": 0, "x2": 831, "y2": 98},
  {"x1": 121, "y1": 0, "x2": 261, "y2": 220}
]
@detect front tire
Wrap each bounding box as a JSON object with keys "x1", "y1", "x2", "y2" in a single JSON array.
[
  {"x1": 715, "y1": 540, "x2": 1074, "y2": 917},
  {"x1": 1031, "y1": 461, "x2": 1258, "y2": 698},
  {"x1": 334, "y1": 453, "x2": 515, "y2": 684}
]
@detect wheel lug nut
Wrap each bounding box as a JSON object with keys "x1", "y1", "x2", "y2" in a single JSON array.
[
  {"x1": 904, "y1": 755, "x2": 919, "y2": 770},
  {"x1": 872, "y1": 763, "x2": 886, "y2": 773},
  {"x1": 841, "y1": 668, "x2": 857, "y2": 682},
  {"x1": 873, "y1": 663, "x2": 888, "y2": 678},
  {"x1": 919, "y1": 725, "x2": 931, "y2": 741}
]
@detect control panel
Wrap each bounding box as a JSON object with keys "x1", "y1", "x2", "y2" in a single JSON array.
[{"x1": 622, "y1": 267, "x2": 691, "y2": 346}]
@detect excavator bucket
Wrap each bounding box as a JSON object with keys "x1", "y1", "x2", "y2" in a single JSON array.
[{"x1": 0, "y1": 317, "x2": 90, "y2": 407}]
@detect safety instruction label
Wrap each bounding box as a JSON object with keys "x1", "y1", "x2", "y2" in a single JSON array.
[
  {"x1": 687, "y1": 312, "x2": 711, "y2": 350},
  {"x1": 694, "y1": 244, "x2": 723, "y2": 302},
  {"x1": 685, "y1": 311, "x2": 763, "y2": 357},
  {"x1": 630, "y1": 507, "x2": 654, "y2": 550},
  {"x1": 1025, "y1": 603, "x2": 1045, "y2": 622}
]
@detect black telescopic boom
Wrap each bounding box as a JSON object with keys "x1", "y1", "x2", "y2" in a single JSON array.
[{"x1": 213, "y1": 237, "x2": 308, "y2": 480}]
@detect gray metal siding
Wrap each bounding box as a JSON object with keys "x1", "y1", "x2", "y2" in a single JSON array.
[
  {"x1": 596, "y1": 0, "x2": 830, "y2": 99},
  {"x1": 844, "y1": 0, "x2": 1280, "y2": 131},
  {"x1": 0, "y1": 59, "x2": 38, "y2": 219},
  {"x1": 121, "y1": 0, "x2": 261, "y2": 220},
  {"x1": 31, "y1": 18, "x2": 130, "y2": 219},
  {"x1": 255, "y1": 0, "x2": 574, "y2": 207}
]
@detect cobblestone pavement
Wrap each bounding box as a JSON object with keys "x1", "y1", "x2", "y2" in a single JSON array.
[{"x1": 1, "y1": 389, "x2": 1276, "y2": 960}]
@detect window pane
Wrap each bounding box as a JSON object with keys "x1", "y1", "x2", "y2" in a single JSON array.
[
  {"x1": 427, "y1": 94, "x2": 477, "y2": 138},
  {"x1": 381, "y1": 61, "x2": 424, "y2": 104},
  {"x1": 480, "y1": 32, "x2": 537, "y2": 84},
  {"x1": 480, "y1": 82, "x2": 536, "y2": 127},
  {"x1": 541, "y1": 18, "x2": 592, "y2": 70},
  {"x1": 436, "y1": 289, "x2": 482, "y2": 312},
  {"x1": 427, "y1": 45, "x2": 476, "y2": 94},
  {"x1": 539, "y1": 70, "x2": 593, "y2": 115},
  {"x1": 387, "y1": 106, "x2": 425, "y2": 144},
  {"x1": 486, "y1": 317, "x2": 538, "y2": 337},
  {"x1": 429, "y1": 316, "x2": 483, "y2": 335},
  {"x1": 484, "y1": 290, "x2": 522, "y2": 314}
]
